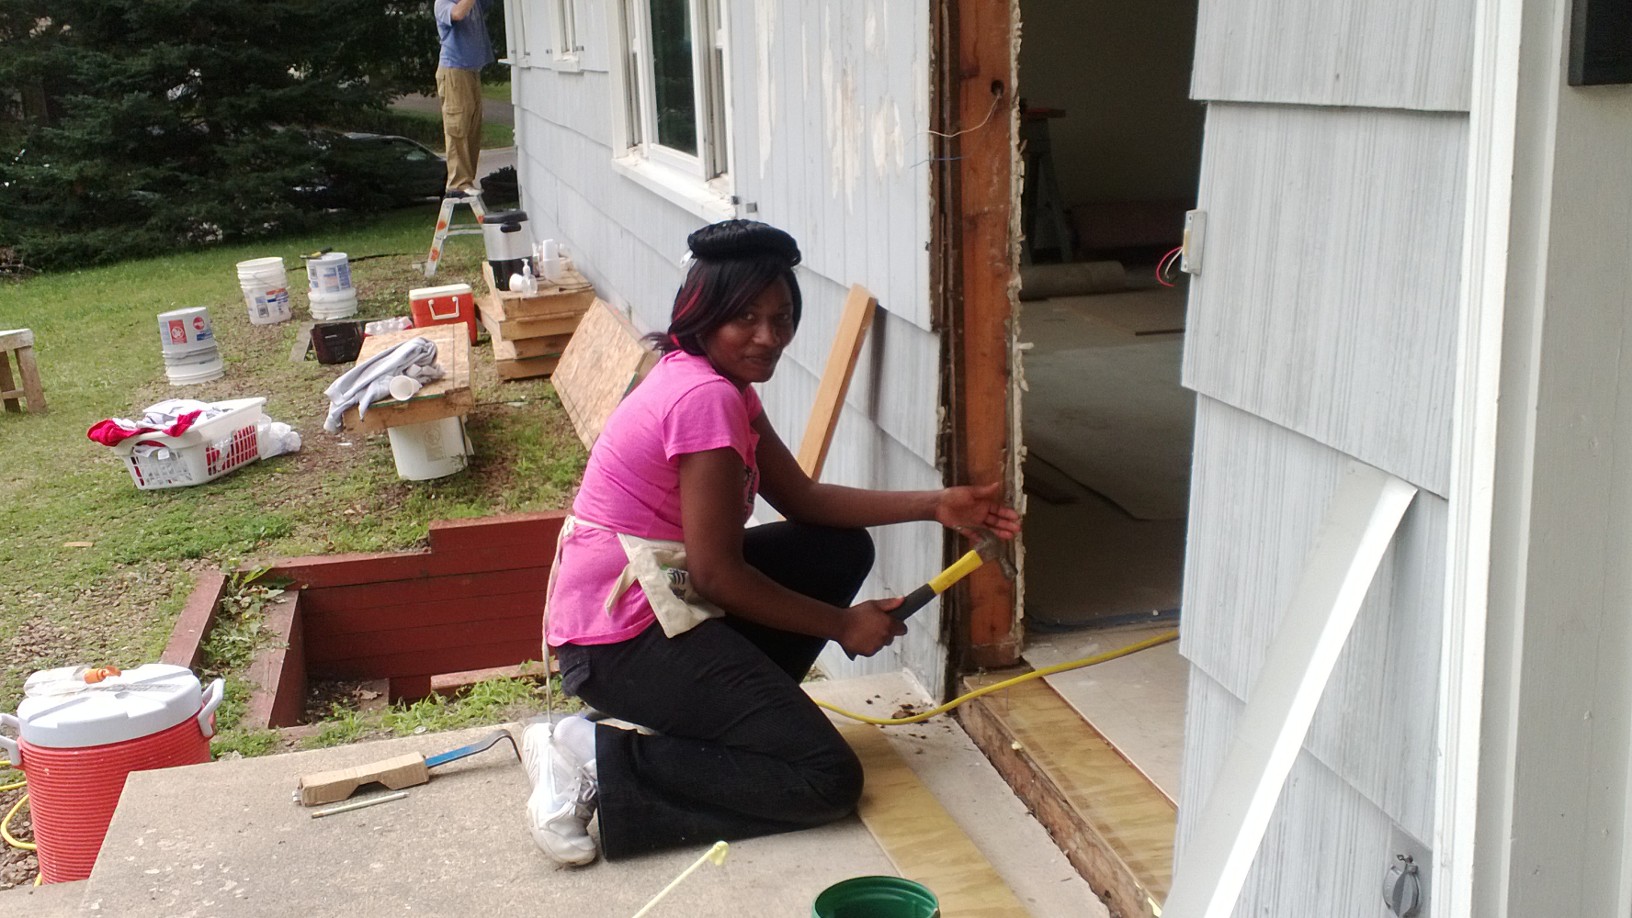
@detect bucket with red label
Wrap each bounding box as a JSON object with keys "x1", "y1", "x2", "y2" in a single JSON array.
[
  {"x1": 0, "y1": 664, "x2": 225, "y2": 883},
  {"x1": 156, "y1": 307, "x2": 225, "y2": 385}
]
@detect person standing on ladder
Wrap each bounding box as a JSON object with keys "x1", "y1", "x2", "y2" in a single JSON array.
[{"x1": 433, "y1": 0, "x2": 494, "y2": 196}]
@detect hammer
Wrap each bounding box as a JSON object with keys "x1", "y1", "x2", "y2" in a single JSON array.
[{"x1": 892, "y1": 528, "x2": 1004, "y2": 621}]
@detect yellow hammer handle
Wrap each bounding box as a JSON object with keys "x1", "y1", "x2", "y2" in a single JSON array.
[{"x1": 927, "y1": 548, "x2": 984, "y2": 595}]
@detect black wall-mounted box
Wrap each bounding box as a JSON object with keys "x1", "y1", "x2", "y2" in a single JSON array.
[{"x1": 1570, "y1": 0, "x2": 1632, "y2": 86}]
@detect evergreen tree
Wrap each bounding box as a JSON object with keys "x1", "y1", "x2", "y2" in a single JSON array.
[{"x1": 0, "y1": 0, "x2": 458, "y2": 269}]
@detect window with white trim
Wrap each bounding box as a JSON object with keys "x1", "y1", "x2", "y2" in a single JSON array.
[
  {"x1": 612, "y1": 0, "x2": 731, "y2": 189},
  {"x1": 551, "y1": 0, "x2": 580, "y2": 67}
]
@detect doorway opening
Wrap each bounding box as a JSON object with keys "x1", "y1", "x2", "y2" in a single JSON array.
[{"x1": 1014, "y1": 0, "x2": 1204, "y2": 802}]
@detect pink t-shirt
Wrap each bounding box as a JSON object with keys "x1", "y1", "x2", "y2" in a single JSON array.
[{"x1": 545, "y1": 350, "x2": 762, "y2": 646}]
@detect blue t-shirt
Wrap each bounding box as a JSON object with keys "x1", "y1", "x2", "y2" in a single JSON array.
[{"x1": 435, "y1": 0, "x2": 495, "y2": 70}]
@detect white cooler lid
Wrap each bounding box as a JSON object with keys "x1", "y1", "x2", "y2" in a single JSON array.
[
  {"x1": 17, "y1": 663, "x2": 203, "y2": 749},
  {"x1": 409, "y1": 283, "x2": 472, "y2": 299}
]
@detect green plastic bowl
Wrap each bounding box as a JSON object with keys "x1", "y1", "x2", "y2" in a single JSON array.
[{"x1": 812, "y1": 876, "x2": 941, "y2": 918}]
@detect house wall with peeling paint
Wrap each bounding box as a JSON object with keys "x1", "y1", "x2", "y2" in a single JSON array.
[{"x1": 506, "y1": 0, "x2": 948, "y2": 693}]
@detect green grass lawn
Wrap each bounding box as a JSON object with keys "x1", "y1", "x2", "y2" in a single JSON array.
[{"x1": 0, "y1": 205, "x2": 585, "y2": 716}]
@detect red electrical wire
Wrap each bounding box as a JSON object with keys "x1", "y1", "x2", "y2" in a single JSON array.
[{"x1": 1155, "y1": 246, "x2": 1183, "y2": 288}]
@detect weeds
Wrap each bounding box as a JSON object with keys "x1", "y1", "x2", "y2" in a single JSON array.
[{"x1": 297, "y1": 672, "x2": 578, "y2": 751}]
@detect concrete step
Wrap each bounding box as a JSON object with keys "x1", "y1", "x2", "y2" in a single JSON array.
[
  {"x1": 71, "y1": 675, "x2": 1098, "y2": 917},
  {"x1": 0, "y1": 876, "x2": 83, "y2": 917}
]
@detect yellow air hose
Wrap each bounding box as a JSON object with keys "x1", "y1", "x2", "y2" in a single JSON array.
[
  {"x1": 1, "y1": 761, "x2": 35, "y2": 854},
  {"x1": 814, "y1": 629, "x2": 1179, "y2": 725}
]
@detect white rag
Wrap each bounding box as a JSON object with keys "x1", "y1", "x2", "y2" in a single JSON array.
[{"x1": 322, "y1": 337, "x2": 445, "y2": 433}]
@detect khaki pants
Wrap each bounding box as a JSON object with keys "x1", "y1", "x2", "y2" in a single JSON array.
[{"x1": 435, "y1": 66, "x2": 483, "y2": 192}]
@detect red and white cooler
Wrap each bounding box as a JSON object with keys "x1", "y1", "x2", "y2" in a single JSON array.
[
  {"x1": 409, "y1": 283, "x2": 478, "y2": 344},
  {"x1": 0, "y1": 664, "x2": 224, "y2": 883}
]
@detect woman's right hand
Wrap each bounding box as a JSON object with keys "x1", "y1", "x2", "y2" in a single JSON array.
[{"x1": 838, "y1": 597, "x2": 909, "y2": 658}]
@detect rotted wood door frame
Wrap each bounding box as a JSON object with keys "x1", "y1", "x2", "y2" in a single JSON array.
[{"x1": 932, "y1": 0, "x2": 1022, "y2": 674}]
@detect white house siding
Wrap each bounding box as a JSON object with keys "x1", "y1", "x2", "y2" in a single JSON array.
[
  {"x1": 1179, "y1": 401, "x2": 1447, "y2": 866},
  {"x1": 1175, "y1": 1, "x2": 1473, "y2": 913},
  {"x1": 1181, "y1": 103, "x2": 1466, "y2": 495},
  {"x1": 1190, "y1": 0, "x2": 1475, "y2": 112},
  {"x1": 510, "y1": 0, "x2": 946, "y2": 690}
]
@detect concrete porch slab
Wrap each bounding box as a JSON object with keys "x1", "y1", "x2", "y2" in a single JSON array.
[{"x1": 66, "y1": 673, "x2": 1098, "y2": 916}]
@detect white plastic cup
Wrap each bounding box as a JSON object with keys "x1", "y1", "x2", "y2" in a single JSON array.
[{"x1": 387, "y1": 375, "x2": 423, "y2": 402}]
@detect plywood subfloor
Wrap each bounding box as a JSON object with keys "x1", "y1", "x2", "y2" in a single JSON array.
[
  {"x1": 1020, "y1": 287, "x2": 1194, "y2": 522},
  {"x1": 959, "y1": 671, "x2": 1176, "y2": 918},
  {"x1": 1025, "y1": 624, "x2": 1189, "y2": 802},
  {"x1": 1022, "y1": 463, "x2": 1184, "y2": 628},
  {"x1": 808, "y1": 675, "x2": 1102, "y2": 917}
]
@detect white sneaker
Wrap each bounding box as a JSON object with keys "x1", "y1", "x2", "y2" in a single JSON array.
[{"x1": 522, "y1": 720, "x2": 599, "y2": 866}]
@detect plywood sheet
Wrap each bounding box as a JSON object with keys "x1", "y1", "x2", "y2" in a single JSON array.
[
  {"x1": 840, "y1": 724, "x2": 1030, "y2": 917},
  {"x1": 496, "y1": 354, "x2": 562, "y2": 381},
  {"x1": 341, "y1": 325, "x2": 472, "y2": 434},
  {"x1": 960, "y1": 672, "x2": 1176, "y2": 915},
  {"x1": 1021, "y1": 469, "x2": 1184, "y2": 627},
  {"x1": 480, "y1": 261, "x2": 598, "y2": 319},
  {"x1": 552, "y1": 299, "x2": 658, "y2": 449},
  {"x1": 1023, "y1": 338, "x2": 1194, "y2": 520},
  {"x1": 1043, "y1": 287, "x2": 1188, "y2": 336},
  {"x1": 476, "y1": 294, "x2": 587, "y2": 340},
  {"x1": 1028, "y1": 627, "x2": 1188, "y2": 803}
]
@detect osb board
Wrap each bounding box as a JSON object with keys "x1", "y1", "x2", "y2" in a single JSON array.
[
  {"x1": 840, "y1": 724, "x2": 1030, "y2": 916},
  {"x1": 553, "y1": 299, "x2": 658, "y2": 449},
  {"x1": 480, "y1": 261, "x2": 597, "y2": 318},
  {"x1": 959, "y1": 671, "x2": 1175, "y2": 916},
  {"x1": 341, "y1": 325, "x2": 473, "y2": 434},
  {"x1": 496, "y1": 354, "x2": 562, "y2": 381},
  {"x1": 477, "y1": 293, "x2": 587, "y2": 340}
]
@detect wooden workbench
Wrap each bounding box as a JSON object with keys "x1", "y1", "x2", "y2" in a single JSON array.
[{"x1": 341, "y1": 324, "x2": 473, "y2": 435}]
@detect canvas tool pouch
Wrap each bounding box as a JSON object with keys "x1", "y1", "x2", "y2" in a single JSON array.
[{"x1": 549, "y1": 515, "x2": 724, "y2": 639}]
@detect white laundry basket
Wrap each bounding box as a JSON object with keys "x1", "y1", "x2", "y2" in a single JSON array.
[{"x1": 112, "y1": 397, "x2": 267, "y2": 490}]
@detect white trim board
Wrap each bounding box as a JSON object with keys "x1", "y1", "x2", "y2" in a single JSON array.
[{"x1": 1163, "y1": 462, "x2": 1418, "y2": 918}]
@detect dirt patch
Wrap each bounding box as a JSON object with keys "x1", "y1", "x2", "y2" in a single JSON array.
[{"x1": 0, "y1": 784, "x2": 37, "y2": 890}]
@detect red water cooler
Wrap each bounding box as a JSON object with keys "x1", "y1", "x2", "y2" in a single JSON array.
[{"x1": 0, "y1": 664, "x2": 224, "y2": 883}]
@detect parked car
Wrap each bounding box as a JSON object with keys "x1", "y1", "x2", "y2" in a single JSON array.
[{"x1": 300, "y1": 131, "x2": 447, "y2": 209}]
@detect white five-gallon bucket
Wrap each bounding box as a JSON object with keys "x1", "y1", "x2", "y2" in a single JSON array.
[
  {"x1": 386, "y1": 416, "x2": 470, "y2": 480},
  {"x1": 236, "y1": 257, "x2": 293, "y2": 325},
  {"x1": 306, "y1": 251, "x2": 358, "y2": 320},
  {"x1": 156, "y1": 307, "x2": 225, "y2": 385}
]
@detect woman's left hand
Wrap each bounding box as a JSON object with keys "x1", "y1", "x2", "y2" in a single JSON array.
[{"x1": 935, "y1": 481, "x2": 1021, "y2": 539}]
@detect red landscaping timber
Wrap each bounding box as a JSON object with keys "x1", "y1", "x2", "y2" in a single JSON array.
[
  {"x1": 244, "y1": 590, "x2": 306, "y2": 729},
  {"x1": 389, "y1": 676, "x2": 433, "y2": 703},
  {"x1": 162, "y1": 571, "x2": 229, "y2": 671},
  {"x1": 426, "y1": 511, "x2": 567, "y2": 553},
  {"x1": 171, "y1": 512, "x2": 570, "y2": 728},
  {"x1": 304, "y1": 611, "x2": 542, "y2": 667},
  {"x1": 302, "y1": 590, "x2": 547, "y2": 640},
  {"x1": 296, "y1": 565, "x2": 548, "y2": 616},
  {"x1": 329, "y1": 642, "x2": 547, "y2": 685},
  {"x1": 430, "y1": 661, "x2": 554, "y2": 696},
  {"x1": 267, "y1": 545, "x2": 545, "y2": 588}
]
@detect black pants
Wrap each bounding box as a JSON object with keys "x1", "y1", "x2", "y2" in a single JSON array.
[{"x1": 554, "y1": 522, "x2": 874, "y2": 860}]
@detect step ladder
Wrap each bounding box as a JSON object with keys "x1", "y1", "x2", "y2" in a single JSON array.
[{"x1": 423, "y1": 192, "x2": 487, "y2": 278}]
